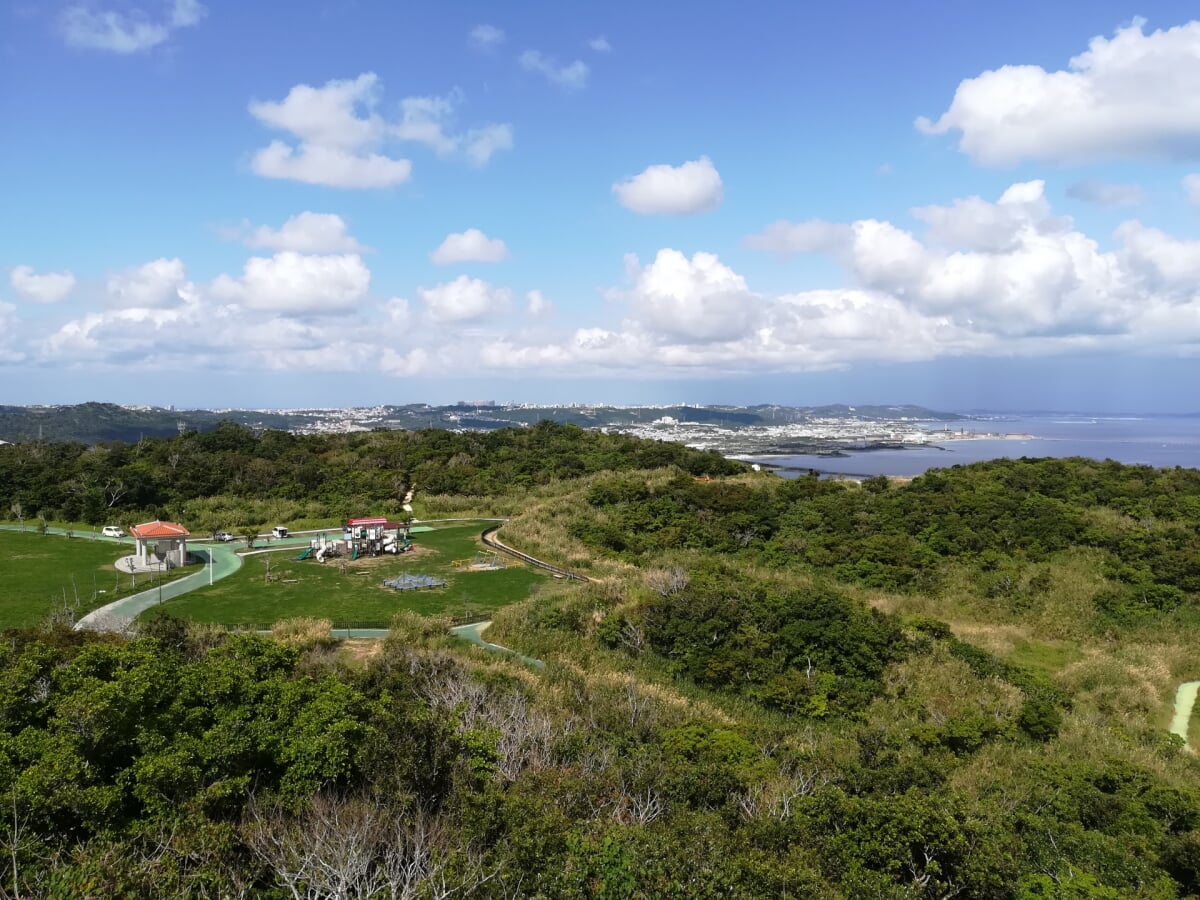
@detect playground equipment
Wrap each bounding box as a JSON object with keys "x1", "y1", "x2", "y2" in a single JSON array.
[
  {"x1": 345, "y1": 517, "x2": 412, "y2": 557},
  {"x1": 383, "y1": 573, "x2": 446, "y2": 591},
  {"x1": 297, "y1": 517, "x2": 414, "y2": 563},
  {"x1": 452, "y1": 550, "x2": 514, "y2": 570},
  {"x1": 295, "y1": 548, "x2": 313, "y2": 561}
]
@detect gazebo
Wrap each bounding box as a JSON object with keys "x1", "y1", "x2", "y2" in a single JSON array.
[{"x1": 130, "y1": 520, "x2": 191, "y2": 569}]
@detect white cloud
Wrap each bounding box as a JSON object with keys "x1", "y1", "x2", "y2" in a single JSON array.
[
  {"x1": 248, "y1": 74, "x2": 512, "y2": 188},
  {"x1": 390, "y1": 92, "x2": 513, "y2": 165},
  {"x1": 918, "y1": 18, "x2": 1200, "y2": 165},
  {"x1": 588, "y1": 36, "x2": 612, "y2": 52},
  {"x1": 1066, "y1": 180, "x2": 1145, "y2": 208},
  {"x1": 25, "y1": 182, "x2": 1200, "y2": 380},
  {"x1": 469, "y1": 24, "x2": 505, "y2": 49},
  {"x1": 10, "y1": 266, "x2": 76, "y2": 304},
  {"x1": 0, "y1": 302, "x2": 24, "y2": 363},
  {"x1": 1184, "y1": 174, "x2": 1200, "y2": 206},
  {"x1": 742, "y1": 220, "x2": 852, "y2": 256},
  {"x1": 430, "y1": 229, "x2": 509, "y2": 265},
  {"x1": 107, "y1": 258, "x2": 191, "y2": 307},
  {"x1": 61, "y1": 0, "x2": 204, "y2": 54},
  {"x1": 622, "y1": 249, "x2": 761, "y2": 342},
  {"x1": 463, "y1": 124, "x2": 514, "y2": 166},
  {"x1": 744, "y1": 181, "x2": 1147, "y2": 339},
  {"x1": 1116, "y1": 221, "x2": 1200, "y2": 289},
  {"x1": 241, "y1": 212, "x2": 365, "y2": 254},
  {"x1": 518, "y1": 50, "x2": 589, "y2": 90},
  {"x1": 612, "y1": 157, "x2": 723, "y2": 215},
  {"x1": 418, "y1": 276, "x2": 511, "y2": 322},
  {"x1": 252, "y1": 141, "x2": 413, "y2": 189},
  {"x1": 211, "y1": 252, "x2": 371, "y2": 314},
  {"x1": 526, "y1": 289, "x2": 553, "y2": 317}
]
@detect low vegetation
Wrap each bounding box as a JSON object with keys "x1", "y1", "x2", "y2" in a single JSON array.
[{"x1": 2, "y1": 427, "x2": 1199, "y2": 897}]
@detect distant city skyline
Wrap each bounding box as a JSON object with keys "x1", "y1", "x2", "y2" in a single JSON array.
[{"x1": 4, "y1": 1, "x2": 1200, "y2": 411}]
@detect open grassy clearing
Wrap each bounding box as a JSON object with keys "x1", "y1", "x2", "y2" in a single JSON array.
[
  {"x1": 144, "y1": 523, "x2": 548, "y2": 626},
  {"x1": 0, "y1": 530, "x2": 202, "y2": 628}
]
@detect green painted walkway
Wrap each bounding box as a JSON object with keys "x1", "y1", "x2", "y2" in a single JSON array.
[
  {"x1": 449, "y1": 620, "x2": 544, "y2": 668},
  {"x1": 1170, "y1": 681, "x2": 1200, "y2": 749},
  {"x1": 75, "y1": 544, "x2": 243, "y2": 631},
  {"x1": 3, "y1": 522, "x2": 545, "y2": 664}
]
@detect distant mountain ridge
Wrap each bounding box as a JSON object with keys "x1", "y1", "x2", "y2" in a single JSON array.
[{"x1": 0, "y1": 402, "x2": 964, "y2": 445}]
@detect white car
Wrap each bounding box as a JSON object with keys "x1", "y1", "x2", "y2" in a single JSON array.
[
  {"x1": 213, "y1": 530, "x2": 235, "y2": 542},
  {"x1": 101, "y1": 525, "x2": 124, "y2": 538},
  {"x1": 271, "y1": 526, "x2": 289, "y2": 539}
]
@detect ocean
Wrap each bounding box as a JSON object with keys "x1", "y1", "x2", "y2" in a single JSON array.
[{"x1": 752, "y1": 414, "x2": 1200, "y2": 479}]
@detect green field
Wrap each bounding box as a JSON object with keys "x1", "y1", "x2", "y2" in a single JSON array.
[
  {"x1": 144, "y1": 524, "x2": 548, "y2": 626},
  {"x1": 0, "y1": 530, "x2": 202, "y2": 628}
]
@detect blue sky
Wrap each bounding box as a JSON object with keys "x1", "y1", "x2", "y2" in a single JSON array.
[{"x1": 4, "y1": 1, "x2": 1200, "y2": 412}]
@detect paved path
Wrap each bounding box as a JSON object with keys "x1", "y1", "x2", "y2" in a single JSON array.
[
  {"x1": 1171, "y1": 681, "x2": 1200, "y2": 749},
  {"x1": 449, "y1": 620, "x2": 545, "y2": 668},
  {"x1": 4, "y1": 522, "x2": 549, "y2": 666},
  {"x1": 75, "y1": 544, "x2": 243, "y2": 631}
]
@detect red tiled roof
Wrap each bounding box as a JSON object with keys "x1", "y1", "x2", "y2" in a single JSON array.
[{"x1": 131, "y1": 520, "x2": 190, "y2": 539}]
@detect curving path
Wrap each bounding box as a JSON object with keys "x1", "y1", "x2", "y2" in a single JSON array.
[
  {"x1": 75, "y1": 544, "x2": 243, "y2": 631},
  {"x1": 449, "y1": 620, "x2": 544, "y2": 668},
  {"x1": 1171, "y1": 681, "x2": 1200, "y2": 749},
  {"x1": 5, "y1": 521, "x2": 556, "y2": 666}
]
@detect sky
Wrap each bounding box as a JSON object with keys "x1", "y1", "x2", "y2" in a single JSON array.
[{"x1": 4, "y1": 1, "x2": 1200, "y2": 412}]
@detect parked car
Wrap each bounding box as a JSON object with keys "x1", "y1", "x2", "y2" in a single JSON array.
[
  {"x1": 212, "y1": 530, "x2": 235, "y2": 542},
  {"x1": 271, "y1": 526, "x2": 289, "y2": 539},
  {"x1": 101, "y1": 525, "x2": 124, "y2": 538}
]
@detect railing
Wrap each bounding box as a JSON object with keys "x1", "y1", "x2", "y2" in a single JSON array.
[{"x1": 480, "y1": 524, "x2": 591, "y2": 583}]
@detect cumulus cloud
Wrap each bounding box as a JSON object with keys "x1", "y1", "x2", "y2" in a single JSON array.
[
  {"x1": 518, "y1": 50, "x2": 589, "y2": 89},
  {"x1": 1067, "y1": 180, "x2": 1145, "y2": 208},
  {"x1": 469, "y1": 24, "x2": 505, "y2": 49},
  {"x1": 418, "y1": 276, "x2": 511, "y2": 322},
  {"x1": 391, "y1": 92, "x2": 513, "y2": 166},
  {"x1": 463, "y1": 124, "x2": 514, "y2": 166},
  {"x1": 588, "y1": 36, "x2": 612, "y2": 52},
  {"x1": 248, "y1": 73, "x2": 511, "y2": 188},
  {"x1": 918, "y1": 18, "x2": 1200, "y2": 165},
  {"x1": 612, "y1": 157, "x2": 723, "y2": 215},
  {"x1": 742, "y1": 181, "x2": 1154, "y2": 339},
  {"x1": 430, "y1": 229, "x2": 509, "y2": 265},
  {"x1": 107, "y1": 258, "x2": 192, "y2": 307},
  {"x1": 526, "y1": 289, "x2": 553, "y2": 317},
  {"x1": 0, "y1": 302, "x2": 25, "y2": 363},
  {"x1": 61, "y1": 0, "x2": 204, "y2": 54},
  {"x1": 240, "y1": 212, "x2": 365, "y2": 253},
  {"x1": 621, "y1": 249, "x2": 761, "y2": 342},
  {"x1": 25, "y1": 181, "x2": 1200, "y2": 380},
  {"x1": 10, "y1": 266, "x2": 76, "y2": 304},
  {"x1": 211, "y1": 251, "x2": 370, "y2": 314}
]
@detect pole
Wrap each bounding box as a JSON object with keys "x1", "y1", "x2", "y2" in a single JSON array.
[{"x1": 158, "y1": 561, "x2": 163, "y2": 605}]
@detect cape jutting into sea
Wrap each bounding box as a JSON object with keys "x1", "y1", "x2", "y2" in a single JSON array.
[{"x1": 754, "y1": 414, "x2": 1200, "y2": 479}]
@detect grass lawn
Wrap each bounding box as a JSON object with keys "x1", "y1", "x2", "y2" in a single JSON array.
[
  {"x1": 0, "y1": 531, "x2": 203, "y2": 628},
  {"x1": 145, "y1": 524, "x2": 549, "y2": 626}
]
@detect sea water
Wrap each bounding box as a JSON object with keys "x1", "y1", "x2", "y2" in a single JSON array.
[{"x1": 754, "y1": 414, "x2": 1200, "y2": 479}]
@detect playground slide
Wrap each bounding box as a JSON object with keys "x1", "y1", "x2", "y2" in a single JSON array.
[{"x1": 295, "y1": 548, "x2": 313, "y2": 561}]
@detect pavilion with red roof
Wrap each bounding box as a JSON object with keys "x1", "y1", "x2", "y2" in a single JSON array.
[{"x1": 130, "y1": 520, "x2": 191, "y2": 570}]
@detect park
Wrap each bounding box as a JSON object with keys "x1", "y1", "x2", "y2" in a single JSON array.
[{"x1": 0, "y1": 519, "x2": 551, "y2": 633}]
